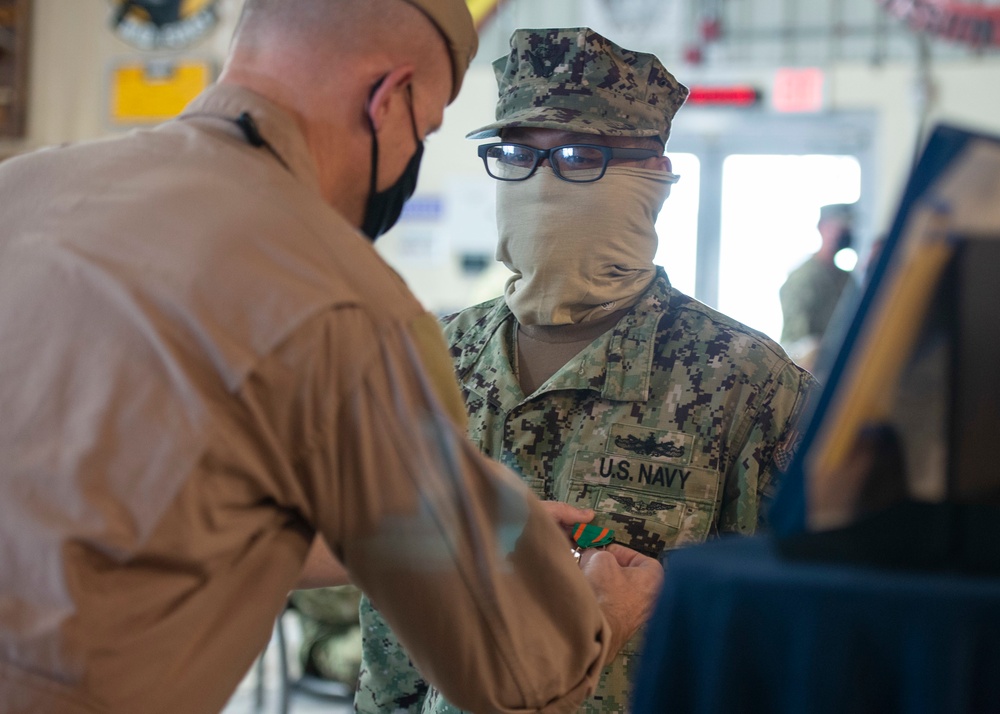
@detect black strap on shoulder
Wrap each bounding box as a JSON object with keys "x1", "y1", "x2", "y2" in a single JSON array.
[{"x1": 180, "y1": 110, "x2": 291, "y2": 173}]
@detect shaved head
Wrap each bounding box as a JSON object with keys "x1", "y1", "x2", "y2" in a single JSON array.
[
  {"x1": 230, "y1": 0, "x2": 450, "y2": 95},
  {"x1": 234, "y1": 0, "x2": 415, "y2": 51}
]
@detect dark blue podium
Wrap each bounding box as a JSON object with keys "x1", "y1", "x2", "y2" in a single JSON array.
[{"x1": 633, "y1": 535, "x2": 1000, "y2": 714}]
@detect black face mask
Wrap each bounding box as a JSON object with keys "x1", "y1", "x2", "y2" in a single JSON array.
[{"x1": 361, "y1": 83, "x2": 424, "y2": 241}]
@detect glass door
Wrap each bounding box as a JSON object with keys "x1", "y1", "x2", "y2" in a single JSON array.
[
  {"x1": 665, "y1": 109, "x2": 875, "y2": 344},
  {"x1": 718, "y1": 153, "x2": 861, "y2": 342}
]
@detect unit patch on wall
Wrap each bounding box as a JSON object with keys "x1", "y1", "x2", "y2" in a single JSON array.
[{"x1": 110, "y1": 0, "x2": 219, "y2": 51}]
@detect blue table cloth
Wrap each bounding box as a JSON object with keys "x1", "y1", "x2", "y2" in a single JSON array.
[{"x1": 633, "y1": 535, "x2": 1000, "y2": 714}]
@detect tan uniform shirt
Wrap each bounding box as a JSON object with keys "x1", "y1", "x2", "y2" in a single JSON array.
[{"x1": 0, "y1": 85, "x2": 611, "y2": 714}]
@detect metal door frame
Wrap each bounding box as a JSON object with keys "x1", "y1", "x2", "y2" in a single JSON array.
[{"x1": 667, "y1": 109, "x2": 877, "y2": 308}]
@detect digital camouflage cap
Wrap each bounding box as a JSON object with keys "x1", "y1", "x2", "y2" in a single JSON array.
[
  {"x1": 467, "y1": 27, "x2": 689, "y2": 145},
  {"x1": 819, "y1": 202, "x2": 855, "y2": 224}
]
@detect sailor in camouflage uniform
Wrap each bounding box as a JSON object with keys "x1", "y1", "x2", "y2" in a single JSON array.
[
  {"x1": 780, "y1": 202, "x2": 858, "y2": 370},
  {"x1": 355, "y1": 27, "x2": 817, "y2": 714},
  {"x1": 289, "y1": 585, "x2": 363, "y2": 691}
]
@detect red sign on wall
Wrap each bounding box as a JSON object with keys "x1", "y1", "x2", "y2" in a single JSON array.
[{"x1": 772, "y1": 68, "x2": 826, "y2": 113}]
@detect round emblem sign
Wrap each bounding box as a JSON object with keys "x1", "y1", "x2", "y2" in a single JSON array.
[{"x1": 111, "y1": 0, "x2": 220, "y2": 51}]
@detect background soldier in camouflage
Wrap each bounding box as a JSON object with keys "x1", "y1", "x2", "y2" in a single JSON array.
[
  {"x1": 355, "y1": 27, "x2": 817, "y2": 714},
  {"x1": 780, "y1": 202, "x2": 858, "y2": 370},
  {"x1": 289, "y1": 585, "x2": 362, "y2": 692}
]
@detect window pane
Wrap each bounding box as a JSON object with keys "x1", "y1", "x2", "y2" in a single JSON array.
[{"x1": 655, "y1": 153, "x2": 700, "y2": 297}]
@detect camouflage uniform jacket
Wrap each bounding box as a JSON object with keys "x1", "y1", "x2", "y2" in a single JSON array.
[
  {"x1": 779, "y1": 254, "x2": 852, "y2": 346},
  {"x1": 356, "y1": 268, "x2": 816, "y2": 714}
]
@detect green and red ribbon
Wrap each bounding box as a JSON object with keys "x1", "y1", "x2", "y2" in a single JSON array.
[{"x1": 571, "y1": 523, "x2": 614, "y2": 549}]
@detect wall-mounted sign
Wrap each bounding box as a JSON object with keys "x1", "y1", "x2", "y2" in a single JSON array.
[
  {"x1": 109, "y1": 58, "x2": 213, "y2": 125},
  {"x1": 879, "y1": 0, "x2": 1000, "y2": 48},
  {"x1": 686, "y1": 85, "x2": 761, "y2": 108},
  {"x1": 110, "y1": 0, "x2": 219, "y2": 51},
  {"x1": 0, "y1": 0, "x2": 31, "y2": 139},
  {"x1": 772, "y1": 68, "x2": 826, "y2": 113}
]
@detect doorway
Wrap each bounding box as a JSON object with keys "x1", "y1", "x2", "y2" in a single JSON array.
[{"x1": 656, "y1": 109, "x2": 875, "y2": 343}]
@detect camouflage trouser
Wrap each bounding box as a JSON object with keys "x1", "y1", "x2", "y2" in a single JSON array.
[{"x1": 288, "y1": 585, "x2": 363, "y2": 689}]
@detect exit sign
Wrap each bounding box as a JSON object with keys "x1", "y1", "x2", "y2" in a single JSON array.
[{"x1": 772, "y1": 68, "x2": 826, "y2": 113}]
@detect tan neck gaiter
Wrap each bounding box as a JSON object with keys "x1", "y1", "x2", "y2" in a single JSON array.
[{"x1": 496, "y1": 165, "x2": 676, "y2": 326}]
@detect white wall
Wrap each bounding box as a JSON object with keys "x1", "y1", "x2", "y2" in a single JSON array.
[
  {"x1": 8, "y1": 1, "x2": 1000, "y2": 312},
  {"x1": 832, "y1": 59, "x2": 1000, "y2": 229}
]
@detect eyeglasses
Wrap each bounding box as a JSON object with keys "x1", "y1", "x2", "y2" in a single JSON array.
[{"x1": 477, "y1": 142, "x2": 662, "y2": 183}]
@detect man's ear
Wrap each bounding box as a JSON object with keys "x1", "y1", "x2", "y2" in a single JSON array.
[{"x1": 366, "y1": 65, "x2": 414, "y2": 132}]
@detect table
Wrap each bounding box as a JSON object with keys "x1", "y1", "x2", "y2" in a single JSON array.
[{"x1": 632, "y1": 535, "x2": 1000, "y2": 714}]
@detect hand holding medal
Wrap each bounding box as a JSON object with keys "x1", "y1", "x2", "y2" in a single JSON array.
[{"x1": 570, "y1": 522, "x2": 615, "y2": 566}]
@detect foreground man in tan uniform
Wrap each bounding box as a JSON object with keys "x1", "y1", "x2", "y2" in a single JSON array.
[{"x1": 0, "y1": 2, "x2": 662, "y2": 713}]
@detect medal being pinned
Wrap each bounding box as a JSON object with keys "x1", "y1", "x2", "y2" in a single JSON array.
[{"x1": 570, "y1": 523, "x2": 615, "y2": 566}]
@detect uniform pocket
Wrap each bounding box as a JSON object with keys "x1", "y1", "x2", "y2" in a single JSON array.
[{"x1": 564, "y1": 450, "x2": 720, "y2": 558}]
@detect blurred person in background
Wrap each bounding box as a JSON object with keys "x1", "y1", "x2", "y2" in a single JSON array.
[
  {"x1": 780, "y1": 202, "x2": 858, "y2": 371},
  {"x1": 287, "y1": 584, "x2": 363, "y2": 695}
]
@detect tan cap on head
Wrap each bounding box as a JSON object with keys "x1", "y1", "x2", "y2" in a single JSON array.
[{"x1": 399, "y1": 0, "x2": 479, "y2": 102}]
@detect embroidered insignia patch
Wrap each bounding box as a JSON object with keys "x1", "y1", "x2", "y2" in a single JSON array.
[
  {"x1": 614, "y1": 432, "x2": 686, "y2": 458},
  {"x1": 606, "y1": 493, "x2": 678, "y2": 516}
]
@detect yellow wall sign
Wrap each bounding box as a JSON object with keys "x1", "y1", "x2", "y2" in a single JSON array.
[
  {"x1": 467, "y1": 0, "x2": 502, "y2": 28},
  {"x1": 110, "y1": 59, "x2": 212, "y2": 124}
]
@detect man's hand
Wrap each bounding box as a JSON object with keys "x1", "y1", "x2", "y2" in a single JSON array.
[
  {"x1": 538, "y1": 501, "x2": 662, "y2": 655},
  {"x1": 539, "y1": 501, "x2": 594, "y2": 543},
  {"x1": 579, "y1": 544, "x2": 664, "y2": 657}
]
